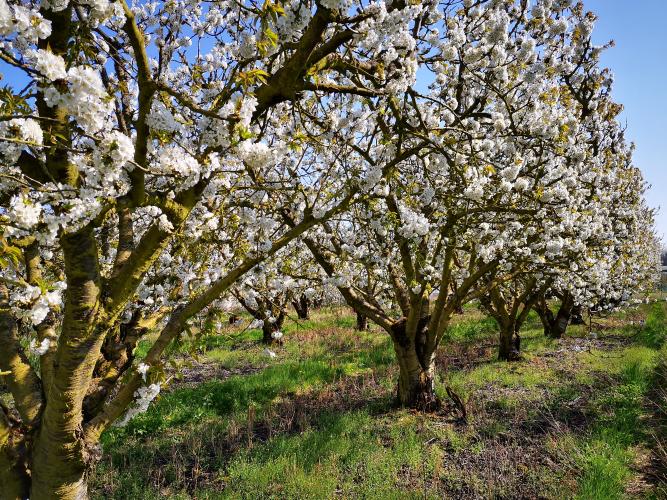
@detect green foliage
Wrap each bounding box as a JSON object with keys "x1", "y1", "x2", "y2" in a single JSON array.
[
  {"x1": 0, "y1": 237, "x2": 23, "y2": 270},
  {"x1": 0, "y1": 85, "x2": 31, "y2": 115}
]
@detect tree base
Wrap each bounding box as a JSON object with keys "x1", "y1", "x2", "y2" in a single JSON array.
[
  {"x1": 355, "y1": 312, "x2": 368, "y2": 331},
  {"x1": 498, "y1": 331, "x2": 522, "y2": 361},
  {"x1": 498, "y1": 350, "x2": 522, "y2": 362},
  {"x1": 396, "y1": 390, "x2": 441, "y2": 412},
  {"x1": 261, "y1": 336, "x2": 283, "y2": 346},
  {"x1": 397, "y1": 371, "x2": 441, "y2": 412}
]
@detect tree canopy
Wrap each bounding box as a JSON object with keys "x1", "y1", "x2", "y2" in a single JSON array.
[{"x1": 0, "y1": 0, "x2": 660, "y2": 497}]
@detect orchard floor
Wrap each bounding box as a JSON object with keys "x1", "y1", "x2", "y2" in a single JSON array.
[{"x1": 91, "y1": 302, "x2": 667, "y2": 499}]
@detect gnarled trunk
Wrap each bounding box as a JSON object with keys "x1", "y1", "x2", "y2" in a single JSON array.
[
  {"x1": 390, "y1": 317, "x2": 439, "y2": 411},
  {"x1": 0, "y1": 408, "x2": 30, "y2": 500},
  {"x1": 570, "y1": 305, "x2": 585, "y2": 325},
  {"x1": 83, "y1": 310, "x2": 149, "y2": 420},
  {"x1": 356, "y1": 312, "x2": 368, "y2": 331},
  {"x1": 30, "y1": 226, "x2": 104, "y2": 499},
  {"x1": 394, "y1": 342, "x2": 438, "y2": 410},
  {"x1": 498, "y1": 320, "x2": 521, "y2": 361},
  {"x1": 291, "y1": 294, "x2": 310, "y2": 320},
  {"x1": 262, "y1": 311, "x2": 286, "y2": 345},
  {"x1": 537, "y1": 294, "x2": 574, "y2": 339},
  {"x1": 31, "y1": 439, "x2": 91, "y2": 499}
]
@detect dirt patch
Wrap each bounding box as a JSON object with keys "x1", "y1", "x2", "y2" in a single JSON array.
[
  {"x1": 437, "y1": 342, "x2": 496, "y2": 371},
  {"x1": 175, "y1": 361, "x2": 261, "y2": 386},
  {"x1": 437, "y1": 436, "x2": 570, "y2": 499}
]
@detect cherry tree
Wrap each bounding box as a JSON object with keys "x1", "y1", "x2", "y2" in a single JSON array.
[
  {"x1": 537, "y1": 203, "x2": 661, "y2": 338},
  {"x1": 479, "y1": 276, "x2": 545, "y2": 360},
  {"x1": 282, "y1": 244, "x2": 327, "y2": 321},
  {"x1": 0, "y1": 0, "x2": 427, "y2": 494},
  {"x1": 530, "y1": 77, "x2": 661, "y2": 339},
  {"x1": 481, "y1": 95, "x2": 658, "y2": 355},
  {"x1": 231, "y1": 244, "x2": 319, "y2": 343},
  {"x1": 295, "y1": 0, "x2": 653, "y2": 405}
]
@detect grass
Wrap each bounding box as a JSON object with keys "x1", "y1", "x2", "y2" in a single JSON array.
[
  {"x1": 568, "y1": 303, "x2": 666, "y2": 500},
  {"x1": 90, "y1": 301, "x2": 667, "y2": 499}
]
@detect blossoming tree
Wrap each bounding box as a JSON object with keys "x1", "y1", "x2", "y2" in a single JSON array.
[
  {"x1": 293, "y1": 0, "x2": 659, "y2": 404},
  {"x1": 480, "y1": 93, "x2": 658, "y2": 357},
  {"x1": 0, "y1": 0, "x2": 660, "y2": 496},
  {"x1": 0, "y1": 0, "x2": 427, "y2": 494},
  {"x1": 536, "y1": 204, "x2": 661, "y2": 339},
  {"x1": 231, "y1": 243, "x2": 322, "y2": 343}
]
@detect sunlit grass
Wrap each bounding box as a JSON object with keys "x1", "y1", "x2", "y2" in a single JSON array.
[{"x1": 91, "y1": 302, "x2": 667, "y2": 499}]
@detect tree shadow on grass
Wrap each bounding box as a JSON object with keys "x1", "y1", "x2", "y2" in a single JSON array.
[{"x1": 93, "y1": 367, "x2": 397, "y2": 498}]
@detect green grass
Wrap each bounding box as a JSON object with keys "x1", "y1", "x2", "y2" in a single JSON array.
[
  {"x1": 569, "y1": 359, "x2": 653, "y2": 500},
  {"x1": 443, "y1": 314, "x2": 498, "y2": 343},
  {"x1": 103, "y1": 360, "x2": 345, "y2": 443},
  {"x1": 90, "y1": 303, "x2": 667, "y2": 499},
  {"x1": 636, "y1": 302, "x2": 667, "y2": 349},
  {"x1": 565, "y1": 303, "x2": 667, "y2": 499},
  {"x1": 221, "y1": 410, "x2": 442, "y2": 499}
]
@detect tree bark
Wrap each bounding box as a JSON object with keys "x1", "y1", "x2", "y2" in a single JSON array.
[
  {"x1": 356, "y1": 312, "x2": 368, "y2": 331},
  {"x1": 498, "y1": 320, "x2": 521, "y2": 361},
  {"x1": 30, "y1": 226, "x2": 103, "y2": 500},
  {"x1": 83, "y1": 309, "x2": 149, "y2": 421},
  {"x1": 570, "y1": 305, "x2": 585, "y2": 325},
  {"x1": 0, "y1": 407, "x2": 30, "y2": 500},
  {"x1": 536, "y1": 303, "x2": 555, "y2": 337},
  {"x1": 537, "y1": 294, "x2": 574, "y2": 339},
  {"x1": 552, "y1": 305, "x2": 572, "y2": 338},
  {"x1": 291, "y1": 294, "x2": 310, "y2": 320},
  {"x1": 262, "y1": 322, "x2": 279, "y2": 344},
  {"x1": 0, "y1": 284, "x2": 43, "y2": 425},
  {"x1": 390, "y1": 318, "x2": 439, "y2": 410},
  {"x1": 262, "y1": 311, "x2": 286, "y2": 345},
  {"x1": 394, "y1": 342, "x2": 438, "y2": 410}
]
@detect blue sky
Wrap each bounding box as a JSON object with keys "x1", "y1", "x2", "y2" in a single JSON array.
[{"x1": 583, "y1": 0, "x2": 667, "y2": 242}]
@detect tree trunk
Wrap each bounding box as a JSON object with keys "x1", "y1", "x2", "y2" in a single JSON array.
[
  {"x1": 394, "y1": 342, "x2": 438, "y2": 410},
  {"x1": 536, "y1": 304, "x2": 555, "y2": 337},
  {"x1": 538, "y1": 295, "x2": 574, "y2": 339},
  {"x1": 390, "y1": 317, "x2": 439, "y2": 411},
  {"x1": 83, "y1": 310, "x2": 149, "y2": 421},
  {"x1": 0, "y1": 467, "x2": 30, "y2": 500},
  {"x1": 262, "y1": 322, "x2": 279, "y2": 344},
  {"x1": 551, "y1": 307, "x2": 571, "y2": 339},
  {"x1": 30, "y1": 456, "x2": 89, "y2": 500},
  {"x1": 30, "y1": 226, "x2": 104, "y2": 499},
  {"x1": 0, "y1": 409, "x2": 30, "y2": 500},
  {"x1": 261, "y1": 311, "x2": 285, "y2": 345},
  {"x1": 536, "y1": 295, "x2": 574, "y2": 339},
  {"x1": 291, "y1": 295, "x2": 310, "y2": 320},
  {"x1": 356, "y1": 312, "x2": 368, "y2": 331},
  {"x1": 570, "y1": 305, "x2": 585, "y2": 325},
  {"x1": 498, "y1": 321, "x2": 521, "y2": 361}
]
